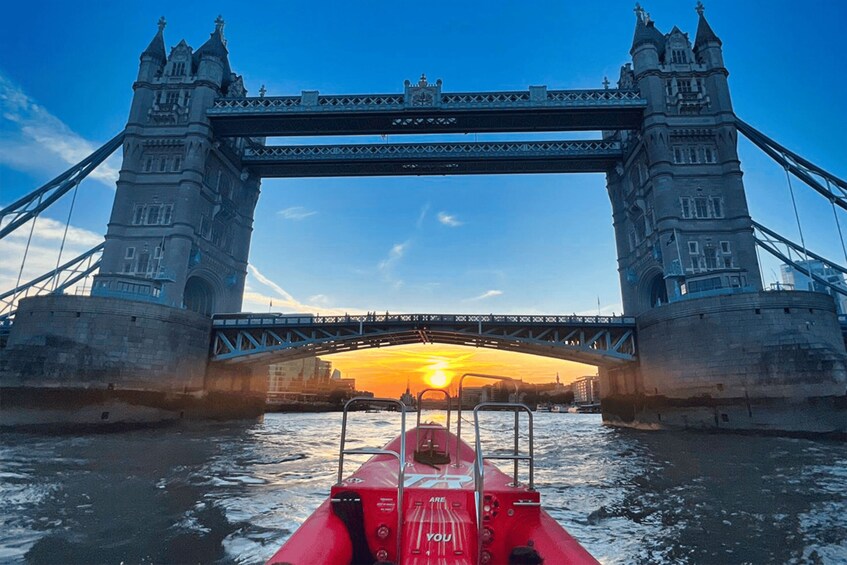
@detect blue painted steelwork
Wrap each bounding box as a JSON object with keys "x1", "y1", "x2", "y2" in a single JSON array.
[
  {"x1": 210, "y1": 312, "x2": 637, "y2": 366},
  {"x1": 0, "y1": 134, "x2": 123, "y2": 241},
  {"x1": 753, "y1": 221, "x2": 847, "y2": 298},
  {"x1": 207, "y1": 81, "x2": 646, "y2": 137},
  {"x1": 0, "y1": 243, "x2": 104, "y2": 322},
  {"x1": 243, "y1": 139, "x2": 622, "y2": 177}
]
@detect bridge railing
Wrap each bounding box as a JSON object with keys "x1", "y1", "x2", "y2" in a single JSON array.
[
  {"x1": 243, "y1": 140, "x2": 622, "y2": 161},
  {"x1": 211, "y1": 312, "x2": 636, "y2": 327},
  {"x1": 209, "y1": 88, "x2": 644, "y2": 114}
]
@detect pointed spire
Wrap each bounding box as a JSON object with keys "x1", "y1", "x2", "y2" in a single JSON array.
[
  {"x1": 141, "y1": 16, "x2": 167, "y2": 62},
  {"x1": 630, "y1": 3, "x2": 665, "y2": 54},
  {"x1": 694, "y1": 2, "x2": 722, "y2": 47},
  {"x1": 193, "y1": 15, "x2": 232, "y2": 87},
  {"x1": 195, "y1": 15, "x2": 230, "y2": 60}
]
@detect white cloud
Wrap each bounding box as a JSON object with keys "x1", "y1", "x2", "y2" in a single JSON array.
[
  {"x1": 277, "y1": 206, "x2": 317, "y2": 220},
  {"x1": 437, "y1": 211, "x2": 462, "y2": 227},
  {"x1": 245, "y1": 264, "x2": 354, "y2": 316},
  {"x1": 378, "y1": 242, "x2": 408, "y2": 271},
  {"x1": 376, "y1": 241, "x2": 410, "y2": 289},
  {"x1": 466, "y1": 289, "x2": 503, "y2": 301},
  {"x1": 308, "y1": 293, "x2": 330, "y2": 305},
  {"x1": 416, "y1": 202, "x2": 430, "y2": 229},
  {"x1": 0, "y1": 72, "x2": 120, "y2": 187}
]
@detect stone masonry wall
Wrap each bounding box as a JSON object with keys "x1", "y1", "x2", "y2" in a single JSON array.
[
  {"x1": 0, "y1": 295, "x2": 212, "y2": 390},
  {"x1": 635, "y1": 290, "x2": 847, "y2": 400}
]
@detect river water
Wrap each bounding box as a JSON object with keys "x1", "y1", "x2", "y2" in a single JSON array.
[{"x1": 1, "y1": 412, "x2": 845, "y2": 564}]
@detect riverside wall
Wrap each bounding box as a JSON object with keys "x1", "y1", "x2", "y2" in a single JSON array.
[
  {"x1": 600, "y1": 290, "x2": 847, "y2": 435},
  {"x1": 0, "y1": 295, "x2": 265, "y2": 427}
]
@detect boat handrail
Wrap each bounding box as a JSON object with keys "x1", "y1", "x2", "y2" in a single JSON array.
[
  {"x1": 415, "y1": 388, "x2": 452, "y2": 456},
  {"x1": 454, "y1": 373, "x2": 520, "y2": 466},
  {"x1": 472, "y1": 402, "x2": 535, "y2": 565},
  {"x1": 337, "y1": 396, "x2": 406, "y2": 560}
]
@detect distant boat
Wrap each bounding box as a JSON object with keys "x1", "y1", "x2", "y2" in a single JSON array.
[{"x1": 569, "y1": 404, "x2": 601, "y2": 414}]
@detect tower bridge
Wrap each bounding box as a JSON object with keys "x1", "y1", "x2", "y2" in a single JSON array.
[{"x1": 1, "y1": 5, "x2": 845, "y2": 433}]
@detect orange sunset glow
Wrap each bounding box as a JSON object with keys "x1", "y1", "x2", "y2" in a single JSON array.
[{"x1": 327, "y1": 344, "x2": 596, "y2": 397}]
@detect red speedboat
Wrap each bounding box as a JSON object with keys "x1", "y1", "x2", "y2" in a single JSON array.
[{"x1": 267, "y1": 374, "x2": 598, "y2": 565}]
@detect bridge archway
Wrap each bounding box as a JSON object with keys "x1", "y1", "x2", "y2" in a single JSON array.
[{"x1": 183, "y1": 276, "x2": 216, "y2": 316}]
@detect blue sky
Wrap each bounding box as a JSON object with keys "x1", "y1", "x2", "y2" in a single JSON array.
[{"x1": 1, "y1": 0, "x2": 845, "y2": 319}]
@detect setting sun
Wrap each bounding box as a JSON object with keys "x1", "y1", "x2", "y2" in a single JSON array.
[{"x1": 424, "y1": 368, "x2": 450, "y2": 388}]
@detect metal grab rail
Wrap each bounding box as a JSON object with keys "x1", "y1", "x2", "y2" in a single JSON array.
[
  {"x1": 415, "y1": 388, "x2": 452, "y2": 458},
  {"x1": 455, "y1": 373, "x2": 520, "y2": 466},
  {"x1": 472, "y1": 402, "x2": 535, "y2": 565},
  {"x1": 337, "y1": 397, "x2": 407, "y2": 561}
]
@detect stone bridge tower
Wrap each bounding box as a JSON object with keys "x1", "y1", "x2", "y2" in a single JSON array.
[
  {"x1": 606, "y1": 3, "x2": 762, "y2": 315},
  {"x1": 93, "y1": 17, "x2": 260, "y2": 315}
]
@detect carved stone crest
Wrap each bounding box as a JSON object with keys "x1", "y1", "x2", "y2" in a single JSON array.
[{"x1": 403, "y1": 74, "x2": 442, "y2": 108}]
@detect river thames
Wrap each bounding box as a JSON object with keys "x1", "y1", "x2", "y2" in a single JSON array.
[{"x1": 1, "y1": 412, "x2": 845, "y2": 564}]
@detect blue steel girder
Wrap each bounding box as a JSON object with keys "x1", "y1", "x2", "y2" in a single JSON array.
[
  {"x1": 207, "y1": 87, "x2": 646, "y2": 137},
  {"x1": 210, "y1": 313, "x2": 637, "y2": 366},
  {"x1": 242, "y1": 140, "x2": 622, "y2": 177}
]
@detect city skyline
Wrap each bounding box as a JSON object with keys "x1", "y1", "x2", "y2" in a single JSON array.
[{"x1": 1, "y1": 1, "x2": 845, "y2": 393}]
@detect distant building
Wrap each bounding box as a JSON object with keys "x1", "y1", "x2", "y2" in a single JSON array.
[
  {"x1": 536, "y1": 373, "x2": 570, "y2": 396},
  {"x1": 267, "y1": 356, "x2": 346, "y2": 394},
  {"x1": 461, "y1": 386, "x2": 492, "y2": 406},
  {"x1": 400, "y1": 383, "x2": 415, "y2": 408},
  {"x1": 572, "y1": 376, "x2": 600, "y2": 404},
  {"x1": 781, "y1": 260, "x2": 847, "y2": 315}
]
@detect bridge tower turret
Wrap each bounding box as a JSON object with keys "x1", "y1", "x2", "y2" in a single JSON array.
[
  {"x1": 607, "y1": 3, "x2": 762, "y2": 315},
  {"x1": 93, "y1": 17, "x2": 260, "y2": 316}
]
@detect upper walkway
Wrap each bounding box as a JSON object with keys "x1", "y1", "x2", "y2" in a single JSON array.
[
  {"x1": 207, "y1": 82, "x2": 646, "y2": 137},
  {"x1": 242, "y1": 139, "x2": 622, "y2": 177},
  {"x1": 211, "y1": 312, "x2": 637, "y2": 366}
]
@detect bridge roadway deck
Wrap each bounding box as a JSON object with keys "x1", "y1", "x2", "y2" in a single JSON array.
[
  {"x1": 242, "y1": 139, "x2": 622, "y2": 177},
  {"x1": 207, "y1": 87, "x2": 646, "y2": 137},
  {"x1": 210, "y1": 312, "x2": 637, "y2": 366}
]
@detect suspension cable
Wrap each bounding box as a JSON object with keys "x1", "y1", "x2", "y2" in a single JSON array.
[
  {"x1": 12, "y1": 196, "x2": 41, "y2": 306},
  {"x1": 827, "y1": 178, "x2": 847, "y2": 265},
  {"x1": 754, "y1": 235, "x2": 766, "y2": 288},
  {"x1": 52, "y1": 181, "x2": 81, "y2": 291},
  {"x1": 783, "y1": 163, "x2": 815, "y2": 285}
]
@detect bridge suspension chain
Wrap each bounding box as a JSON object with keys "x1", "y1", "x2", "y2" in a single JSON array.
[
  {"x1": 737, "y1": 118, "x2": 847, "y2": 285},
  {"x1": 752, "y1": 221, "x2": 847, "y2": 297},
  {"x1": 0, "y1": 243, "x2": 104, "y2": 322},
  {"x1": 0, "y1": 132, "x2": 124, "y2": 241}
]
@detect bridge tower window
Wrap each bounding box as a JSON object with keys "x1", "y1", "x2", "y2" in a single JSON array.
[
  {"x1": 710, "y1": 197, "x2": 724, "y2": 218},
  {"x1": 688, "y1": 147, "x2": 699, "y2": 163},
  {"x1": 694, "y1": 197, "x2": 709, "y2": 218},
  {"x1": 146, "y1": 205, "x2": 160, "y2": 225},
  {"x1": 680, "y1": 197, "x2": 692, "y2": 219}
]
